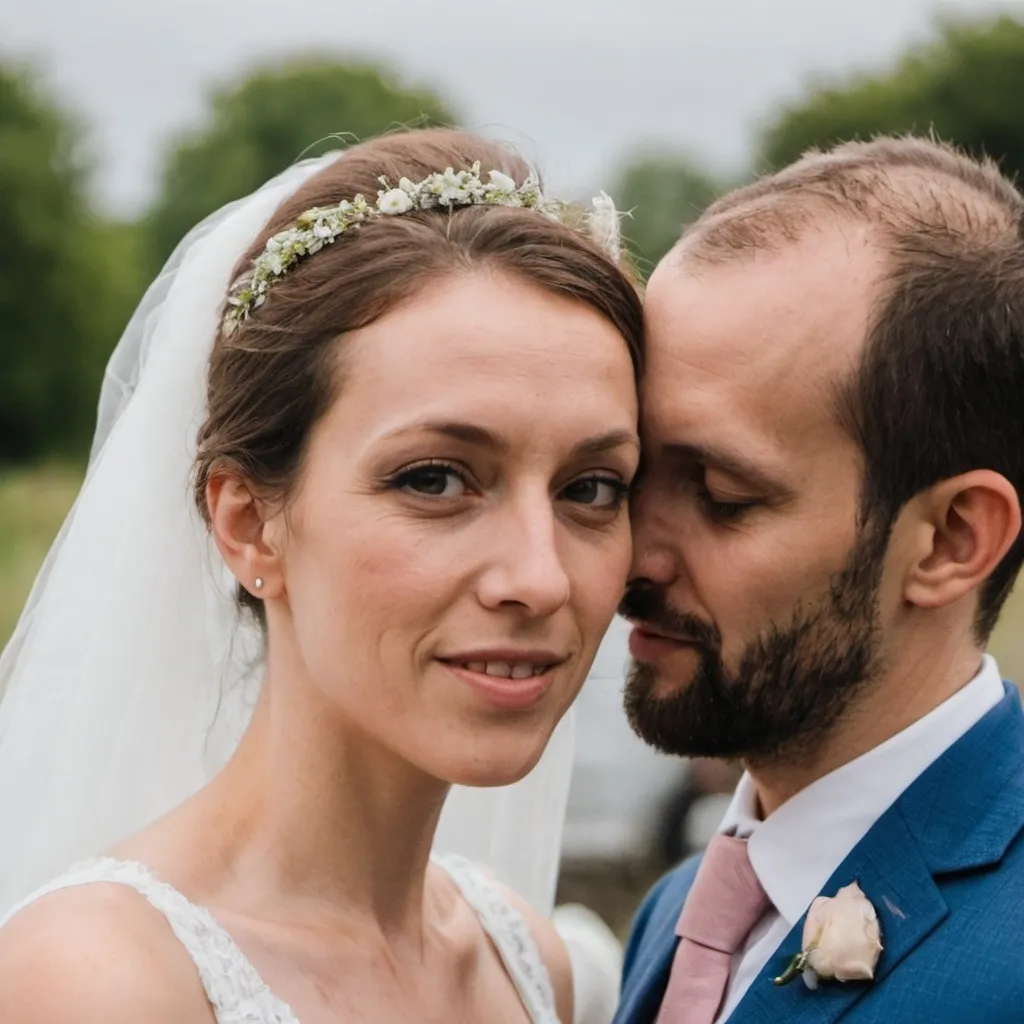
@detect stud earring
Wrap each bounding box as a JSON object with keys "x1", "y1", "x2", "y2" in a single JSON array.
[{"x1": 254, "y1": 577, "x2": 264, "y2": 592}]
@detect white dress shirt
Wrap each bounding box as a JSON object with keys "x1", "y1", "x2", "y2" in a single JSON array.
[{"x1": 712, "y1": 655, "x2": 1005, "y2": 1023}]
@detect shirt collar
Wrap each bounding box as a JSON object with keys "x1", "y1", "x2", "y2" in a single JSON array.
[{"x1": 718, "y1": 655, "x2": 1005, "y2": 926}]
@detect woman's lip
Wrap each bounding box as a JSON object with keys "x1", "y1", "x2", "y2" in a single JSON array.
[
  {"x1": 439, "y1": 649, "x2": 564, "y2": 664},
  {"x1": 628, "y1": 626, "x2": 699, "y2": 662},
  {"x1": 441, "y1": 662, "x2": 554, "y2": 711}
]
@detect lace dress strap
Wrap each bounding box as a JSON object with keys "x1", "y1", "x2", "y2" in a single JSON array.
[
  {"x1": 4, "y1": 856, "x2": 560, "y2": 1024},
  {"x1": 0, "y1": 858, "x2": 299, "y2": 1024},
  {"x1": 435, "y1": 854, "x2": 560, "y2": 1024}
]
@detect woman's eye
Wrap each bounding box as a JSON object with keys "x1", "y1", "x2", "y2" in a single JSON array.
[
  {"x1": 561, "y1": 476, "x2": 628, "y2": 509},
  {"x1": 391, "y1": 464, "x2": 468, "y2": 499}
]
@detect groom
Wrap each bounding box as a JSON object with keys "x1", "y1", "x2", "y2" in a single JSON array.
[{"x1": 614, "y1": 136, "x2": 1024, "y2": 1023}]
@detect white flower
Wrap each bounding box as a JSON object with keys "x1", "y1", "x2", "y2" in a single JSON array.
[
  {"x1": 488, "y1": 169, "x2": 517, "y2": 192},
  {"x1": 439, "y1": 185, "x2": 470, "y2": 206},
  {"x1": 802, "y1": 883, "x2": 883, "y2": 984},
  {"x1": 588, "y1": 191, "x2": 623, "y2": 262},
  {"x1": 377, "y1": 188, "x2": 415, "y2": 215},
  {"x1": 222, "y1": 160, "x2": 621, "y2": 332}
]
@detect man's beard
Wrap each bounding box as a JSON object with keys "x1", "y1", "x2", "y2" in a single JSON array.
[{"x1": 620, "y1": 525, "x2": 888, "y2": 764}]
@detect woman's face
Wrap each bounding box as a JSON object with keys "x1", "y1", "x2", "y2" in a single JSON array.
[{"x1": 267, "y1": 269, "x2": 639, "y2": 786}]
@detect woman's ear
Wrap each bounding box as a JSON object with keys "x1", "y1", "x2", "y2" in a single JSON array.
[
  {"x1": 206, "y1": 473, "x2": 285, "y2": 599},
  {"x1": 904, "y1": 470, "x2": 1021, "y2": 612}
]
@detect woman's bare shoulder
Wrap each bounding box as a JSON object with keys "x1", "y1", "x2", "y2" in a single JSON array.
[
  {"x1": 0, "y1": 883, "x2": 213, "y2": 1023},
  {"x1": 497, "y1": 884, "x2": 574, "y2": 1024}
]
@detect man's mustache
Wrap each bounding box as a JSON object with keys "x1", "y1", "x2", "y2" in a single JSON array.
[{"x1": 619, "y1": 583, "x2": 721, "y2": 652}]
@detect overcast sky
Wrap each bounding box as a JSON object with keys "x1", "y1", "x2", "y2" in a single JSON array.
[{"x1": 2, "y1": 0, "x2": 1021, "y2": 216}]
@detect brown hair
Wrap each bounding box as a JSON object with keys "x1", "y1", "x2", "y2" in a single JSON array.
[
  {"x1": 681, "y1": 136, "x2": 1024, "y2": 638},
  {"x1": 193, "y1": 129, "x2": 644, "y2": 623}
]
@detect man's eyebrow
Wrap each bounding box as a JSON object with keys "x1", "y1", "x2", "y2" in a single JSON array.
[{"x1": 663, "y1": 442, "x2": 791, "y2": 494}]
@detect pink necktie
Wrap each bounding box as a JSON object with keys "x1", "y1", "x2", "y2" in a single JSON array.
[{"x1": 655, "y1": 834, "x2": 770, "y2": 1024}]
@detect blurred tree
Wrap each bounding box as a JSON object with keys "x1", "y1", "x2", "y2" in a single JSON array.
[
  {"x1": 759, "y1": 15, "x2": 1024, "y2": 179},
  {"x1": 0, "y1": 63, "x2": 139, "y2": 461},
  {"x1": 143, "y1": 57, "x2": 457, "y2": 272},
  {"x1": 612, "y1": 152, "x2": 724, "y2": 276}
]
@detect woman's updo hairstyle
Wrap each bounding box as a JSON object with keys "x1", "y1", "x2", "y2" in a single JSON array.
[{"x1": 193, "y1": 128, "x2": 644, "y2": 623}]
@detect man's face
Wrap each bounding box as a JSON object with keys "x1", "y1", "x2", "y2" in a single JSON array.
[{"x1": 624, "y1": 222, "x2": 899, "y2": 763}]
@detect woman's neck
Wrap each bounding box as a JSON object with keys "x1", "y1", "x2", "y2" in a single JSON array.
[{"x1": 190, "y1": 672, "x2": 451, "y2": 939}]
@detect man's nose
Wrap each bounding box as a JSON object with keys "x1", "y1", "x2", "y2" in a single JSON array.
[{"x1": 629, "y1": 482, "x2": 682, "y2": 586}]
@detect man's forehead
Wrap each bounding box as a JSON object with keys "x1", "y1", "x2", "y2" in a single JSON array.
[
  {"x1": 641, "y1": 227, "x2": 881, "y2": 461},
  {"x1": 649, "y1": 227, "x2": 876, "y2": 369},
  {"x1": 646, "y1": 227, "x2": 878, "y2": 407}
]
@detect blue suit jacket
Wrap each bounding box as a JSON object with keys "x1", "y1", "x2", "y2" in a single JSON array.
[{"x1": 614, "y1": 683, "x2": 1024, "y2": 1023}]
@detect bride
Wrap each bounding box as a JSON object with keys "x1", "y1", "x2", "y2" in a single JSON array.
[{"x1": 0, "y1": 128, "x2": 642, "y2": 1023}]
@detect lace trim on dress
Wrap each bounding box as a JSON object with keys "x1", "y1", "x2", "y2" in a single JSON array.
[
  {"x1": 0, "y1": 857, "x2": 299, "y2": 1024},
  {"x1": 436, "y1": 854, "x2": 560, "y2": 1023},
  {"x1": 1, "y1": 855, "x2": 559, "y2": 1023}
]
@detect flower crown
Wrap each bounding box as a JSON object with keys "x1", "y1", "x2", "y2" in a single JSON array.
[{"x1": 223, "y1": 161, "x2": 623, "y2": 333}]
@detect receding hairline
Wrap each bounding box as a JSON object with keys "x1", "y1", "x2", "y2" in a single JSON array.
[{"x1": 673, "y1": 135, "x2": 1023, "y2": 266}]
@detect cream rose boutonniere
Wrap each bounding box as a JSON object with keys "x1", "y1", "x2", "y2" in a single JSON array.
[{"x1": 775, "y1": 882, "x2": 884, "y2": 990}]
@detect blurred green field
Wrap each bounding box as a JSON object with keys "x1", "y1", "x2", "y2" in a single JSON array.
[
  {"x1": 0, "y1": 463, "x2": 83, "y2": 645},
  {"x1": 0, "y1": 462, "x2": 1022, "y2": 680}
]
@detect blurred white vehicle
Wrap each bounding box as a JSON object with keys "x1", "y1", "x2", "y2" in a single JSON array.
[{"x1": 561, "y1": 617, "x2": 735, "y2": 866}]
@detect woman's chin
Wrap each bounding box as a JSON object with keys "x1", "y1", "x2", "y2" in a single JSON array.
[{"x1": 434, "y1": 736, "x2": 551, "y2": 789}]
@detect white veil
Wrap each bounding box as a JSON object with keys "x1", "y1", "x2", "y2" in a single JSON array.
[{"x1": 0, "y1": 153, "x2": 574, "y2": 918}]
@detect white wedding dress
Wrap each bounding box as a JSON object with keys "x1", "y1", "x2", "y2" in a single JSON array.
[
  {"x1": 0, "y1": 152, "x2": 626, "y2": 1024},
  {"x1": 1, "y1": 854, "x2": 559, "y2": 1024}
]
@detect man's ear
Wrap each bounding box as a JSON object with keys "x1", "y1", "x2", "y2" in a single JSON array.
[
  {"x1": 206, "y1": 472, "x2": 285, "y2": 599},
  {"x1": 904, "y1": 470, "x2": 1021, "y2": 611}
]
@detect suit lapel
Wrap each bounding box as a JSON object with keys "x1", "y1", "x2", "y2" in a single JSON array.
[
  {"x1": 616, "y1": 858, "x2": 700, "y2": 1024},
  {"x1": 727, "y1": 805, "x2": 948, "y2": 1024},
  {"x1": 616, "y1": 916, "x2": 678, "y2": 1024},
  {"x1": 726, "y1": 682, "x2": 1024, "y2": 1024}
]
